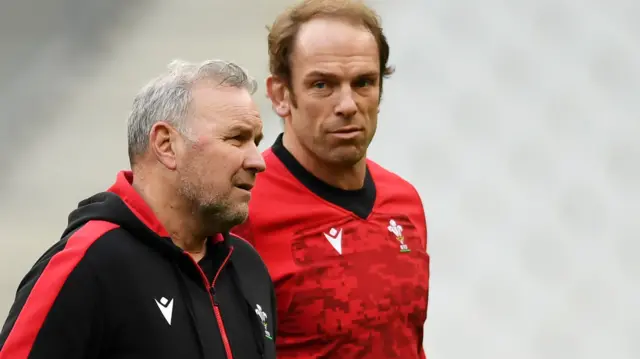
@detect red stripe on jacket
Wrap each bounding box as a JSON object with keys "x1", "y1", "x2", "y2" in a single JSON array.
[{"x1": 0, "y1": 220, "x2": 118, "y2": 359}]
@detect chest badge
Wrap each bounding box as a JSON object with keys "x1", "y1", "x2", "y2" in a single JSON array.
[
  {"x1": 154, "y1": 297, "x2": 174, "y2": 325},
  {"x1": 255, "y1": 304, "x2": 273, "y2": 340},
  {"x1": 388, "y1": 219, "x2": 411, "y2": 253}
]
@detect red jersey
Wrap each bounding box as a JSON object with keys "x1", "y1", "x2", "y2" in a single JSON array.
[{"x1": 233, "y1": 135, "x2": 429, "y2": 358}]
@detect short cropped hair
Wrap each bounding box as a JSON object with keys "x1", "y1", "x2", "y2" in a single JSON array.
[
  {"x1": 126, "y1": 59, "x2": 257, "y2": 165},
  {"x1": 267, "y1": 0, "x2": 394, "y2": 98}
]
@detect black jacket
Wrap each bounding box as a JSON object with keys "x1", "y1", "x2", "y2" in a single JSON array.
[{"x1": 0, "y1": 171, "x2": 277, "y2": 359}]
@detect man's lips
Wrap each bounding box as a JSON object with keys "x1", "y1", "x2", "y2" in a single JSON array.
[{"x1": 330, "y1": 126, "x2": 363, "y2": 134}]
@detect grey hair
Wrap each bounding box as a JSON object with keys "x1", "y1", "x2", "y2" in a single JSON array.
[{"x1": 126, "y1": 59, "x2": 258, "y2": 165}]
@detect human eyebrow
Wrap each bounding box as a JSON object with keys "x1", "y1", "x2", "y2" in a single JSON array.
[
  {"x1": 227, "y1": 123, "x2": 263, "y2": 146},
  {"x1": 355, "y1": 71, "x2": 379, "y2": 80},
  {"x1": 305, "y1": 71, "x2": 340, "y2": 82},
  {"x1": 226, "y1": 124, "x2": 252, "y2": 137}
]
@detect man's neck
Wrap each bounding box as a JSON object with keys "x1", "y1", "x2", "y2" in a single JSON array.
[
  {"x1": 282, "y1": 132, "x2": 367, "y2": 190},
  {"x1": 131, "y1": 170, "x2": 207, "y2": 260}
]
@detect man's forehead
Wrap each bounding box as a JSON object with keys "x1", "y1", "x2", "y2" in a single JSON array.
[
  {"x1": 294, "y1": 18, "x2": 377, "y2": 57},
  {"x1": 227, "y1": 111, "x2": 262, "y2": 128},
  {"x1": 216, "y1": 108, "x2": 263, "y2": 135},
  {"x1": 190, "y1": 85, "x2": 261, "y2": 128},
  {"x1": 291, "y1": 19, "x2": 380, "y2": 76},
  {"x1": 192, "y1": 86, "x2": 256, "y2": 112}
]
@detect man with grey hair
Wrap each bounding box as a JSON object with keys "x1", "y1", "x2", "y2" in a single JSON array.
[{"x1": 0, "y1": 59, "x2": 277, "y2": 359}]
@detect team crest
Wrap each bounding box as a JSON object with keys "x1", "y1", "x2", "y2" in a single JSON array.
[
  {"x1": 255, "y1": 304, "x2": 272, "y2": 340},
  {"x1": 388, "y1": 219, "x2": 411, "y2": 253}
]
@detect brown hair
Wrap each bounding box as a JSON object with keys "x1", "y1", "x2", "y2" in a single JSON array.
[{"x1": 267, "y1": 0, "x2": 395, "y2": 101}]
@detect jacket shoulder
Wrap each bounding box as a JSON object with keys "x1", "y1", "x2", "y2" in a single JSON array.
[
  {"x1": 63, "y1": 222, "x2": 150, "y2": 272},
  {"x1": 228, "y1": 234, "x2": 272, "y2": 275},
  {"x1": 228, "y1": 234, "x2": 262, "y2": 262},
  {"x1": 38, "y1": 220, "x2": 121, "y2": 268}
]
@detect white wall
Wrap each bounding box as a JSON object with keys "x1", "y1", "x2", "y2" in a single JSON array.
[{"x1": 371, "y1": 1, "x2": 639, "y2": 358}]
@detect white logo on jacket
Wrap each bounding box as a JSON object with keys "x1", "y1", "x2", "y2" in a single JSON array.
[
  {"x1": 323, "y1": 227, "x2": 343, "y2": 255},
  {"x1": 155, "y1": 297, "x2": 174, "y2": 325},
  {"x1": 255, "y1": 304, "x2": 272, "y2": 340}
]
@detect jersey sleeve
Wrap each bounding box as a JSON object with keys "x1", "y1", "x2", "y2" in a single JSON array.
[
  {"x1": 411, "y1": 187, "x2": 429, "y2": 359},
  {"x1": 421, "y1": 205, "x2": 428, "y2": 252},
  {"x1": 0, "y1": 222, "x2": 114, "y2": 359},
  {"x1": 410, "y1": 185, "x2": 428, "y2": 252}
]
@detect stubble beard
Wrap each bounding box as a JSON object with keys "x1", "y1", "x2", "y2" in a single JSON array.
[
  {"x1": 320, "y1": 138, "x2": 369, "y2": 168},
  {"x1": 178, "y1": 178, "x2": 247, "y2": 234}
]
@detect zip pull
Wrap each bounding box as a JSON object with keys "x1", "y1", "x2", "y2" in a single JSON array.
[{"x1": 209, "y1": 285, "x2": 218, "y2": 305}]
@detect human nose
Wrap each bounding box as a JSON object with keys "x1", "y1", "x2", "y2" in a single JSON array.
[
  {"x1": 334, "y1": 87, "x2": 357, "y2": 118},
  {"x1": 244, "y1": 144, "x2": 266, "y2": 174}
]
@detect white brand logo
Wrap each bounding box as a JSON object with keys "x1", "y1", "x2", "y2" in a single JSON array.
[
  {"x1": 155, "y1": 297, "x2": 174, "y2": 325},
  {"x1": 323, "y1": 228, "x2": 343, "y2": 255}
]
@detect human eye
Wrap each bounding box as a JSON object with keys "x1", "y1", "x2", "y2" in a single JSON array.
[
  {"x1": 312, "y1": 81, "x2": 327, "y2": 89},
  {"x1": 226, "y1": 136, "x2": 242, "y2": 146},
  {"x1": 354, "y1": 77, "x2": 376, "y2": 88},
  {"x1": 226, "y1": 132, "x2": 251, "y2": 146}
]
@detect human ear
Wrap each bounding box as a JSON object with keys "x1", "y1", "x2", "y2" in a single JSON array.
[
  {"x1": 266, "y1": 75, "x2": 290, "y2": 118},
  {"x1": 149, "y1": 121, "x2": 178, "y2": 170}
]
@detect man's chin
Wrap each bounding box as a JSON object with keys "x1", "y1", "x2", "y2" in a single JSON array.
[
  {"x1": 326, "y1": 147, "x2": 367, "y2": 167},
  {"x1": 231, "y1": 209, "x2": 249, "y2": 226},
  {"x1": 222, "y1": 205, "x2": 249, "y2": 229},
  {"x1": 199, "y1": 204, "x2": 248, "y2": 234}
]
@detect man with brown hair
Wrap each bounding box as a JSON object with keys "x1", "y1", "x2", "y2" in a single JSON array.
[{"x1": 232, "y1": 1, "x2": 430, "y2": 357}]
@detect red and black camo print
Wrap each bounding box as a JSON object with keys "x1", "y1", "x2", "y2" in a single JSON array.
[{"x1": 232, "y1": 151, "x2": 429, "y2": 359}]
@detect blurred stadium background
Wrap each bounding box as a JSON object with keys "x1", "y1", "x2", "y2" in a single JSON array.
[{"x1": 0, "y1": 0, "x2": 638, "y2": 358}]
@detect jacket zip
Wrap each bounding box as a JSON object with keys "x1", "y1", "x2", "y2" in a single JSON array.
[
  {"x1": 210, "y1": 247, "x2": 234, "y2": 359},
  {"x1": 211, "y1": 290, "x2": 233, "y2": 359},
  {"x1": 188, "y1": 246, "x2": 235, "y2": 359}
]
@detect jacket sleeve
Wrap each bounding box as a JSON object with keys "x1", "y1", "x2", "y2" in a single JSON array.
[
  {"x1": 0, "y1": 222, "x2": 114, "y2": 359},
  {"x1": 269, "y1": 278, "x2": 278, "y2": 342}
]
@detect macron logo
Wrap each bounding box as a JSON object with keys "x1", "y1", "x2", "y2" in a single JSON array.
[
  {"x1": 155, "y1": 297, "x2": 174, "y2": 325},
  {"x1": 323, "y1": 228, "x2": 343, "y2": 255}
]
